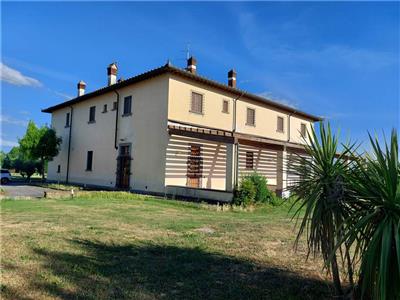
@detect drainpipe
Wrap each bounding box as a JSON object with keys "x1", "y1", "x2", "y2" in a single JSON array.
[
  {"x1": 113, "y1": 90, "x2": 120, "y2": 150},
  {"x1": 232, "y1": 91, "x2": 245, "y2": 188},
  {"x1": 66, "y1": 106, "x2": 73, "y2": 184}
]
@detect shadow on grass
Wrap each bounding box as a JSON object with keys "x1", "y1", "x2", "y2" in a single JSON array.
[{"x1": 9, "y1": 239, "x2": 334, "y2": 300}]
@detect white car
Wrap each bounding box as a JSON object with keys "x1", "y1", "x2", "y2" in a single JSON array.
[{"x1": 1, "y1": 169, "x2": 12, "y2": 185}]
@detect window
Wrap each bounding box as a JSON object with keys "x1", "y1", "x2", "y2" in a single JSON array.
[
  {"x1": 103, "y1": 104, "x2": 108, "y2": 113},
  {"x1": 187, "y1": 145, "x2": 202, "y2": 188},
  {"x1": 86, "y1": 151, "x2": 93, "y2": 171},
  {"x1": 277, "y1": 116, "x2": 284, "y2": 132},
  {"x1": 222, "y1": 99, "x2": 229, "y2": 113},
  {"x1": 190, "y1": 92, "x2": 203, "y2": 114},
  {"x1": 246, "y1": 108, "x2": 255, "y2": 126},
  {"x1": 123, "y1": 96, "x2": 132, "y2": 116},
  {"x1": 246, "y1": 151, "x2": 254, "y2": 169},
  {"x1": 88, "y1": 106, "x2": 96, "y2": 123},
  {"x1": 57, "y1": 165, "x2": 61, "y2": 173},
  {"x1": 65, "y1": 112, "x2": 70, "y2": 127},
  {"x1": 301, "y1": 123, "x2": 307, "y2": 137},
  {"x1": 112, "y1": 101, "x2": 118, "y2": 111}
]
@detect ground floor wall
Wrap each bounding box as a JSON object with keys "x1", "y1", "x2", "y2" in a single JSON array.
[{"x1": 165, "y1": 134, "x2": 228, "y2": 191}]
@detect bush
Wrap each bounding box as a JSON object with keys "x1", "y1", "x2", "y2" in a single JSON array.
[
  {"x1": 233, "y1": 177, "x2": 256, "y2": 206},
  {"x1": 246, "y1": 172, "x2": 273, "y2": 203},
  {"x1": 234, "y1": 172, "x2": 277, "y2": 206}
]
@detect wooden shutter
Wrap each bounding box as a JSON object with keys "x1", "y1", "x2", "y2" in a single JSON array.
[
  {"x1": 89, "y1": 106, "x2": 96, "y2": 122},
  {"x1": 222, "y1": 100, "x2": 229, "y2": 113},
  {"x1": 123, "y1": 96, "x2": 132, "y2": 115},
  {"x1": 246, "y1": 151, "x2": 254, "y2": 169},
  {"x1": 246, "y1": 108, "x2": 255, "y2": 126},
  {"x1": 277, "y1": 116, "x2": 284, "y2": 132},
  {"x1": 191, "y1": 92, "x2": 203, "y2": 114},
  {"x1": 301, "y1": 123, "x2": 306, "y2": 137}
]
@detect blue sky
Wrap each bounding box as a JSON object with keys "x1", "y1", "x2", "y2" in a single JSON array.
[{"x1": 1, "y1": 2, "x2": 399, "y2": 152}]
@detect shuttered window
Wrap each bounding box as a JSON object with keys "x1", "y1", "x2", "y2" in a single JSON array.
[
  {"x1": 123, "y1": 96, "x2": 132, "y2": 115},
  {"x1": 301, "y1": 123, "x2": 307, "y2": 137},
  {"x1": 277, "y1": 116, "x2": 284, "y2": 132},
  {"x1": 89, "y1": 106, "x2": 96, "y2": 123},
  {"x1": 246, "y1": 151, "x2": 254, "y2": 169},
  {"x1": 246, "y1": 108, "x2": 255, "y2": 126},
  {"x1": 222, "y1": 99, "x2": 229, "y2": 113},
  {"x1": 112, "y1": 101, "x2": 118, "y2": 111},
  {"x1": 65, "y1": 112, "x2": 70, "y2": 127},
  {"x1": 103, "y1": 104, "x2": 108, "y2": 113},
  {"x1": 190, "y1": 92, "x2": 203, "y2": 114},
  {"x1": 86, "y1": 151, "x2": 93, "y2": 171}
]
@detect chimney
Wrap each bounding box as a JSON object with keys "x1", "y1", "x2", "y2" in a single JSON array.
[
  {"x1": 107, "y1": 63, "x2": 118, "y2": 86},
  {"x1": 77, "y1": 80, "x2": 86, "y2": 96},
  {"x1": 228, "y1": 69, "x2": 237, "y2": 88},
  {"x1": 186, "y1": 56, "x2": 197, "y2": 74}
]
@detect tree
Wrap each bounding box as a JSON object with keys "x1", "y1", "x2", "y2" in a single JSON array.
[
  {"x1": 288, "y1": 123, "x2": 355, "y2": 297},
  {"x1": 0, "y1": 151, "x2": 5, "y2": 167},
  {"x1": 32, "y1": 128, "x2": 62, "y2": 181},
  {"x1": 339, "y1": 130, "x2": 400, "y2": 299},
  {"x1": 18, "y1": 121, "x2": 62, "y2": 181}
]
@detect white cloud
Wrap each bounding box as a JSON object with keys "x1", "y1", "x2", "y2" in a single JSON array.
[
  {"x1": 0, "y1": 63, "x2": 42, "y2": 87},
  {"x1": 257, "y1": 91, "x2": 297, "y2": 109},
  {"x1": 0, "y1": 138, "x2": 18, "y2": 148},
  {"x1": 0, "y1": 114, "x2": 29, "y2": 127},
  {"x1": 53, "y1": 90, "x2": 73, "y2": 99}
]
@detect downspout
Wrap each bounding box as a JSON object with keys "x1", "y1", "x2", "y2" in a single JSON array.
[
  {"x1": 114, "y1": 90, "x2": 120, "y2": 150},
  {"x1": 66, "y1": 106, "x2": 73, "y2": 184},
  {"x1": 232, "y1": 91, "x2": 245, "y2": 188}
]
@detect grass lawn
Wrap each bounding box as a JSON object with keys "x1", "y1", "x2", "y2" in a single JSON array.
[{"x1": 0, "y1": 192, "x2": 333, "y2": 299}]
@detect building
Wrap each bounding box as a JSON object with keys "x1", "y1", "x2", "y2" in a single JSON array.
[{"x1": 42, "y1": 58, "x2": 321, "y2": 202}]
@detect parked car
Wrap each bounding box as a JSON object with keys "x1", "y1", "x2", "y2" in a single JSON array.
[{"x1": 1, "y1": 169, "x2": 12, "y2": 184}]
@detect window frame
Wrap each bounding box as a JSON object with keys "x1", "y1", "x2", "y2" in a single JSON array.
[
  {"x1": 112, "y1": 101, "x2": 118, "y2": 111},
  {"x1": 246, "y1": 107, "x2": 256, "y2": 126},
  {"x1": 277, "y1": 116, "x2": 284, "y2": 133},
  {"x1": 300, "y1": 123, "x2": 307, "y2": 137},
  {"x1": 102, "y1": 104, "x2": 108, "y2": 113},
  {"x1": 189, "y1": 91, "x2": 204, "y2": 115},
  {"x1": 65, "y1": 112, "x2": 70, "y2": 128},
  {"x1": 222, "y1": 99, "x2": 229, "y2": 114},
  {"x1": 122, "y1": 96, "x2": 132, "y2": 116},
  {"x1": 86, "y1": 151, "x2": 93, "y2": 171},
  {"x1": 88, "y1": 106, "x2": 96, "y2": 123},
  {"x1": 245, "y1": 151, "x2": 254, "y2": 169}
]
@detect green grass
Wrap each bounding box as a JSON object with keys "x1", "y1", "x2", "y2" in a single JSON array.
[{"x1": 1, "y1": 192, "x2": 333, "y2": 299}]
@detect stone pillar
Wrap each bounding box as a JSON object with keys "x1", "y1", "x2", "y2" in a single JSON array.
[{"x1": 225, "y1": 143, "x2": 235, "y2": 192}]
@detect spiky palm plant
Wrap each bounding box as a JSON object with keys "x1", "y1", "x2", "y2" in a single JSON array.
[
  {"x1": 288, "y1": 122, "x2": 355, "y2": 296},
  {"x1": 342, "y1": 130, "x2": 400, "y2": 299}
]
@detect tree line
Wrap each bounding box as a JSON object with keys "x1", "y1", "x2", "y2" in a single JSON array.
[{"x1": 1, "y1": 121, "x2": 61, "y2": 181}]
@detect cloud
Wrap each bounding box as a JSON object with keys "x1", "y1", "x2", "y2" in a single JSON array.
[
  {"x1": 0, "y1": 114, "x2": 29, "y2": 127},
  {"x1": 257, "y1": 91, "x2": 298, "y2": 109},
  {"x1": 0, "y1": 138, "x2": 18, "y2": 148},
  {"x1": 0, "y1": 63, "x2": 42, "y2": 87},
  {"x1": 53, "y1": 90, "x2": 73, "y2": 100}
]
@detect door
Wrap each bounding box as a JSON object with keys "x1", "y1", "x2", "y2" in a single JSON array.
[
  {"x1": 187, "y1": 144, "x2": 202, "y2": 188},
  {"x1": 116, "y1": 145, "x2": 131, "y2": 189}
]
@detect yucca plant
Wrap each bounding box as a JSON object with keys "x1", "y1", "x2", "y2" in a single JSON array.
[
  {"x1": 341, "y1": 130, "x2": 400, "y2": 299},
  {"x1": 288, "y1": 122, "x2": 355, "y2": 296}
]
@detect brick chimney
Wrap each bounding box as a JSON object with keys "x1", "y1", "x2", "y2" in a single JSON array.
[
  {"x1": 228, "y1": 69, "x2": 237, "y2": 88},
  {"x1": 186, "y1": 56, "x2": 197, "y2": 74},
  {"x1": 77, "y1": 80, "x2": 86, "y2": 97},
  {"x1": 107, "y1": 63, "x2": 118, "y2": 86}
]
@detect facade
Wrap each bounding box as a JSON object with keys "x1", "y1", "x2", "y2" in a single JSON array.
[{"x1": 43, "y1": 58, "x2": 321, "y2": 202}]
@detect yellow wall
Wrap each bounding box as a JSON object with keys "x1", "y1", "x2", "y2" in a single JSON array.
[
  {"x1": 48, "y1": 75, "x2": 170, "y2": 193},
  {"x1": 167, "y1": 74, "x2": 314, "y2": 143}
]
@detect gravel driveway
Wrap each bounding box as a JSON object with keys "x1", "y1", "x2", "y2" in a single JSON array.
[{"x1": 1, "y1": 183, "x2": 50, "y2": 198}]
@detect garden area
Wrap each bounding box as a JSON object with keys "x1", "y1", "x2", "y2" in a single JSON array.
[{"x1": 1, "y1": 193, "x2": 333, "y2": 300}]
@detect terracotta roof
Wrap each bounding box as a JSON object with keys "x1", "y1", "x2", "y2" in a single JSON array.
[{"x1": 42, "y1": 63, "x2": 322, "y2": 121}]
